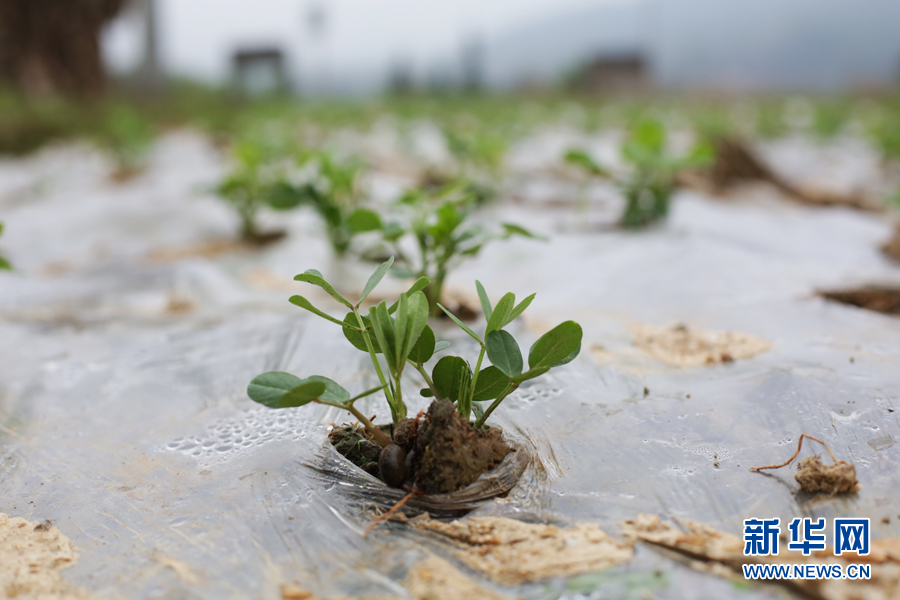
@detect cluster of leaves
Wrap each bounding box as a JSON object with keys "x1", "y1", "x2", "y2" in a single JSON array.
[
  {"x1": 215, "y1": 140, "x2": 305, "y2": 242},
  {"x1": 270, "y1": 152, "x2": 384, "y2": 256},
  {"x1": 368, "y1": 182, "x2": 540, "y2": 315},
  {"x1": 564, "y1": 119, "x2": 711, "y2": 229},
  {"x1": 0, "y1": 222, "x2": 10, "y2": 270},
  {"x1": 246, "y1": 258, "x2": 582, "y2": 443}
]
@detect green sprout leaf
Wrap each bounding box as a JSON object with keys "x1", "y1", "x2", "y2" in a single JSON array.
[
  {"x1": 305, "y1": 375, "x2": 351, "y2": 404},
  {"x1": 294, "y1": 270, "x2": 353, "y2": 308},
  {"x1": 475, "y1": 280, "x2": 492, "y2": 321},
  {"x1": 408, "y1": 324, "x2": 436, "y2": 364},
  {"x1": 528, "y1": 321, "x2": 583, "y2": 371},
  {"x1": 486, "y1": 330, "x2": 523, "y2": 377},
  {"x1": 359, "y1": 256, "x2": 394, "y2": 305},
  {"x1": 563, "y1": 149, "x2": 609, "y2": 177},
  {"x1": 438, "y1": 303, "x2": 483, "y2": 344},
  {"x1": 347, "y1": 208, "x2": 383, "y2": 233},
  {"x1": 485, "y1": 292, "x2": 515, "y2": 334},
  {"x1": 342, "y1": 312, "x2": 381, "y2": 353},
  {"x1": 396, "y1": 291, "x2": 429, "y2": 369},
  {"x1": 472, "y1": 366, "x2": 510, "y2": 401},
  {"x1": 247, "y1": 372, "x2": 326, "y2": 408},
  {"x1": 387, "y1": 277, "x2": 430, "y2": 314},
  {"x1": 502, "y1": 223, "x2": 541, "y2": 239},
  {"x1": 289, "y1": 295, "x2": 349, "y2": 327},
  {"x1": 434, "y1": 341, "x2": 451, "y2": 354},
  {"x1": 432, "y1": 356, "x2": 471, "y2": 401},
  {"x1": 506, "y1": 293, "x2": 536, "y2": 326},
  {"x1": 369, "y1": 302, "x2": 397, "y2": 370}
]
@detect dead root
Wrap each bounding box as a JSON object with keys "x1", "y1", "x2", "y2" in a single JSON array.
[
  {"x1": 415, "y1": 516, "x2": 633, "y2": 585},
  {"x1": 750, "y1": 434, "x2": 859, "y2": 495}
]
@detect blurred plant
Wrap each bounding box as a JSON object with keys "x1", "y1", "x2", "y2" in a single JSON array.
[
  {"x1": 273, "y1": 152, "x2": 383, "y2": 256},
  {"x1": 97, "y1": 105, "x2": 155, "y2": 180},
  {"x1": 372, "y1": 182, "x2": 540, "y2": 315},
  {"x1": 563, "y1": 119, "x2": 711, "y2": 229},
  {"x1": 215, "y1": 140, "x2": 303, "y2": 244},
  {"x1": 433, "y1": 281, "x2": 582, "y2": 428},
  {"x1": 0, "y1": 222, "x2": 11, "y2": 270}
]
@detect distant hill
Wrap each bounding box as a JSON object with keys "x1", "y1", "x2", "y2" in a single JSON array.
[{"x1": 484, "y1": 0, "x2": 900, "y2": 91}]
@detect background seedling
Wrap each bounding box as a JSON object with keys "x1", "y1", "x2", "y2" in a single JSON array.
[
  {"x1": 273, "y1": 151, "x2": 382, "y2": 256},
  {"x1": 96, "y1": 104, "x2": 155, "y2": 181},
  {"x1": 372, "y1": 182, "x2": 540, "y2": 315},
  {"x1": 215, "y1": 139, "x2": 305, "y2": 243},
  {"x1": 564, "y1": 120, "x2": 711, "y2": 229},
  {"x1": 0, "y1": 222, "x2": 10, "y2": 270}
]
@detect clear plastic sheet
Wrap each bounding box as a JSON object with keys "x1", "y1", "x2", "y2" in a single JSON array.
[{"x1": 1, "y1": 130, "x2": 899, "y2": 599}]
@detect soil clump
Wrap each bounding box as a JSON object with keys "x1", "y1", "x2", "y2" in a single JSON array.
[
  {"x1": 328, "y1": 400, "x2": 512, "y2": 495},
  {"x1": 794, "y1": 455, "x2": 859, "y2": 495},
  {"x1": 821, "y1": 286, "x2": 900, "y2": 316}
]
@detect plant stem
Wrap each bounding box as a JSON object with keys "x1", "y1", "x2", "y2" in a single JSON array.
[
  {"x1": 410, "y1": 361, "x2": 441, "y2": 400},
  {"x1": 461, "y1": 344, "x2": 486, "y2": 418},
  {"x1": 347, "y1": 384, "x2": 387, "y2": 405},
  {"x1": 319, "y1": 400, "x2": 392, "y2": 447},
  {"x1": 352, "y1": 307, "x2": 397, "y2": 421},
  {"x1": 474, "y1": 383, "x2": 518, "y2": 429},
  {"x1": 392, "y1": 372, "x2": 406, "y2": 421}
]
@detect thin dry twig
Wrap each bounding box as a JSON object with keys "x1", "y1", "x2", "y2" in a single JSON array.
[{"x1": 750, "y1": 433, "x2": 838, "y2": 471}]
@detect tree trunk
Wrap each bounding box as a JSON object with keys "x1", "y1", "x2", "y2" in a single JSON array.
[{"x1": 0, "y1": 0, "x2": 126, "y2": 95}]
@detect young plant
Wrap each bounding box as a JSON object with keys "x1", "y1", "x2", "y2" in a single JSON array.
[
  {"x1": 563, "y1": 120, "x2": 711, "y2": 229},
  {"x1": 215, "y1": 140, "x2": 304, "y2": 243},
  {"x1": 247, "y1": 257, "x2": 440, "y2": 444},
  {"x1": 432, "y1": 281, "x2": 582, "y2": 428},
  {"x1": 97, "y1": 104, "x2": 154, "y2": 180},
  {"x1": 374, "y1": 182, "x2": 539, "y2": 315},
  {"x1": 0, "y1": 222, "x2": 11, "y2": 270},
  {"x1": 272, "y1": 151, "x2": 382, "y2": 256},
  {"x1": 245, "y1": 261, "x2": 582, "y2": 454}
]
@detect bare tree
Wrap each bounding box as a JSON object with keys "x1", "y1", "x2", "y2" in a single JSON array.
[{"x1": 0, "y1": 0, "x2": 126, "y2": 95}]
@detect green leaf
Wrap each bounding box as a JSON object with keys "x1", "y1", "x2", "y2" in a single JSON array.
[
  {"x1": 472, "y1": 366, "x2": 510, "y2": 401},
  {"x1": 408, "y1": 325, "x2": 436, "y2": 364},
  {"x1": 382, "y1": 222, "x2": 405, "y2": 242},
  {"x1": 505, "y1": 293, "x2": 535, "y2": 327},
  {"x1": 502, "y1": 223, "x2": 540, "y2": 239},
  {"x1": 369, "y1": 302, "x2": 396, "y2": 370},
  {"x1": 0, "y1": 256, "x2": 10, "y2": 270},
  {"x1": 266, "y1": 182, "x2": 307, "y2": 210},
  {"x1": 485, "y1": 292, "x2": 515, "y2": 334},
  {"x1": 248, "y1": 372, "x2": 325, "y2": 408},
  {"x1": 388, "y1": 277, "x2": 430, "y2": 314},
  {"x1": 432, "y1": 356, "x2": 471, "y2": 401},
  {"x1": 289, "y1": 295, "x2": 348, "y2": 327},
  {"x1": 305, "y1": 375, "x2": 351, "y2": 404},
  {"x1": 434, "y1": 341, "x2": 451, "y2": 354},
  {"x1": 358, "y1": 256, "x2": 394, "y2": 305},
  {"x1": 294, "y1": 270, "x2": 353, "y2": 308},
  {"x1": 438, "y1": 303, "x2": 483, "y2": 344},
  {"x1": 347, "y1": 208, "x2": 382, "y2": 233},
  {"x1": 511, "y1": 366, "x2": 551, "y2": 385},
  {"x1": 420, "y1": 387, "x2": 435, "y2": 398},
  {"x1": 563, "y1": 149, "x2": 609, "y2": 177},
  {"x1": 528, "y1": 321, "x2": 583, "y2": 371},
  {"x1": 475, "y1": 280, "x2": 492, "y2": 321},
  {"x1": 485, "y1": 330, "x2": 523, "y2": 377},
  {"x1": 341, "y1": 312, "x2": 381, "y2": 353},
  {"x1": 398, "y1": 291, "x2": 429, "y2": 367}
]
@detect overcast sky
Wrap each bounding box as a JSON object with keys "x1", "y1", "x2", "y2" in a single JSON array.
[{"x1": 105, "y1": 0, "x2": 631, "y2": 87}]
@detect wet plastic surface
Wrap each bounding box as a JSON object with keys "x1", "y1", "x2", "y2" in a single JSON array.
[{"x1": 1, "y1": 130, "x2": 899, "y2": 599}]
